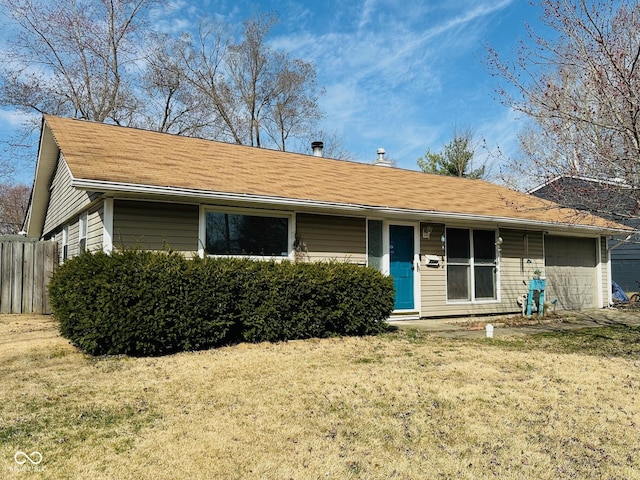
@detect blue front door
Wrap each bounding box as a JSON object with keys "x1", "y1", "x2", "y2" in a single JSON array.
[{"x1": 390, "y1": 225, "x2": 415, "y2": 310}]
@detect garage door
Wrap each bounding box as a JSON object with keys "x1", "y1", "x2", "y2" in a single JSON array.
[{"x1": 545, "y1": 236, "x2": 597, "y2": 310}]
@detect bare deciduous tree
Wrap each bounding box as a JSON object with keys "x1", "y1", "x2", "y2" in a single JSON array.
[
  {"x1": 0, "y1": 0, "x2": 157, "y2": 124},
  {"x1": 227, "y1": 15, "x2": 275, "y2": 148},
  {"x1": 293, "y1": 129, "x2": 357, "y2": 161},
  {"x1": 171, "y1": 14, "x2": 324, "y2": 151},
  {"x1": 171, "y1": 20, "x2": 243, "y2": 144},
  {"x1": 264, "y1": 57, "x2": 324, "y2": 151},
  {"x1": 0, "y1": 183, "x2": 30, "y2": 234},
  {"x1": 0, "y1": 150, "x2": 14, "y2": 183},
  {"x1": 141, "y1": 32, "x2": 217, "y2": 137},
  {"x1": 0, "y1": 0, "x2": 331, "y2": 177},
  {"x1": 488, "y1": 0, "x2": 640, "y2": 222}
]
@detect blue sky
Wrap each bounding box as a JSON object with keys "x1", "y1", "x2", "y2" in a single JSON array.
[{"x1": 1, "y1": 0, "x2": 543, "y2": 185}]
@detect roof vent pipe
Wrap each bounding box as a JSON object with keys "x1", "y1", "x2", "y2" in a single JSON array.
[
  {"x1": 311, "y1": 141, "x2": 324, "y2": 157},
  {"x1": 374, "y1": 148, "x2": 392, "y2": 167}
]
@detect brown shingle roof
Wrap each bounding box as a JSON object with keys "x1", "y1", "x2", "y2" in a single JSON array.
[{"x1": 43, "y1": 115, "x2": 623, "y2": 230}]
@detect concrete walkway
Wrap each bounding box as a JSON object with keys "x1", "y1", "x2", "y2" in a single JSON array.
[{"x1": 387, "y1": 307, "x2": 640, "y2": 339}]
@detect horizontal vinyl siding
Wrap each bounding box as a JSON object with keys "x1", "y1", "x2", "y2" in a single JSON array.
[
  {"x1": 296, "y1": 213, "x2": 366, "y2": 263},
  {"x1": 87, "y1": 203, "x2": 104, "y2": 252},
  {"x1": 68, "y1": 219, "x2": 80, "y2": 259},
  {"x1": 613, "y1": 244, "x2": 640, "y2": 261},
  {"x1": 499, "y1": 229, "x2": 545, "y2": 308},
  {"x1": 611, "y1": 242, "x2": 640, "y2": 292},
  {"x1": 420, "y1": 226, "x2": 545, "y2": 318},
  {"x1": 601, "y1": 237, "x2": 608, "y2": 306},
  {"x1": 113, "y1": 200, "x2": 199, "y2": 254},
  {"x1": 42, "y1": 155, "x2": 97, "y2": 236},
  {"x1": 419, "y1": 223, "x2": 446, "y2": 317},
  {"x1": 45, "y1": 208, "x2": 99, "y2": 262},
  {"x1": 610, "y1": 218, "x2": 639, "y2": 292}
]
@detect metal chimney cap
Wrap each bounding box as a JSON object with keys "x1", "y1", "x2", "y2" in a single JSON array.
[
  {"x1": 311, "y1": 141, "x2": 324, "y2": 157},
  {"x1": 376, "y1": 148, "x2": 385, "y2": 155}
]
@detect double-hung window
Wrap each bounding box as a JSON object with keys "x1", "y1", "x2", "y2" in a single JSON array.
[
  {"x1": 204, "y1": 210, "x2": 290, "y2": 257},
  {"x1": 446, "y1": 228, "x2": 497, "y2": 301}
]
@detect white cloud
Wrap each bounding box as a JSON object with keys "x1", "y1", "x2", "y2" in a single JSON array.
[
  {"x1": 139, "y1": 0, "x2": 522, "y2": 168},
  {"x1": 0, "y1": 109, "x2": 35, "y2": 129},
  {"x1": 0, "y1": 0, "x2": 522, "y2": 177},
  {"x1": 422, "y1": 0, "x2": 514, "y2": 40},
  {"x1": 0, "y1": 0, "x2": 529, "y2": 189},
  {"x1": 357, "y1": 0, "x2": 377, "y2": 32}
]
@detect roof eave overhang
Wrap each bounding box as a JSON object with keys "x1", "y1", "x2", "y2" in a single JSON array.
[
  {"x1": 25, "y1": 119, "x2": 60, "y2": 238},
  {"x1": 72, "y1": 178, "x2": 627, "y2": 236}
]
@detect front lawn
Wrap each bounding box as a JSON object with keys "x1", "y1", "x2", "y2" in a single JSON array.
[{"x1": 1, "y1": 315, "x2": 639, "y2": 479}]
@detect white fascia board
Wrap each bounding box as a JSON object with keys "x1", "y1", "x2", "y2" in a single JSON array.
[
  {"x1": 528, "y1": 175, "x2": 562, "y2": 194},
  {"x1": 528, "y1": 174, "x2": 634, "y2": 194},
  {"x1": 71, "y1": 178, "x2": 627, "y2": 236},
  {"x1": 26, "y1": 121, "x2": 60, "y2": 238}
]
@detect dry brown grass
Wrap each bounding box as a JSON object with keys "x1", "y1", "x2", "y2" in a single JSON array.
[{"x1": 2, "y1": 314, "x2": 640, "y2": 479}]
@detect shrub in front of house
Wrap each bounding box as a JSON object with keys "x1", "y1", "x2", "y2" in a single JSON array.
[
  {"x1": 48, "y1": 250, "x2": 395, "y2": 356},
  {"x1": 48, "y1": 250, "x2": 238, "y2": 356},
  {"x1": 237, "y1": 260, "x2": 395, "y2": 343}
]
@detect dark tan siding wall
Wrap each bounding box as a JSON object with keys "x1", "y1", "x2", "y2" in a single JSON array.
[
  {"x1": 296, "y1": 214, "x2": 366, "y2": 263},
  {"x1": 113, "y1": 200, "x2": 199, "y2": 254}
]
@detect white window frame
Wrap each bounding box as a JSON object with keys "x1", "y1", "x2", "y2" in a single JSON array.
[
  {"x1": 366, "y1": 218, "x2": 384, "y2": 272},
  {"x1": 198, "y1": 206, "x2": 294, "y2": 260},
  {"x1": 445, "y1": 227, "x2": 500, "y2": 304},
  {"x1": 79, "y1": 211, "x2": 88, "y2": 253},
  {"x1": 103, "y1": 198, "x2": 114, "y2": 254},
  {"x1": 62, "y1": 225, "x2": 69, "y2": 261}
]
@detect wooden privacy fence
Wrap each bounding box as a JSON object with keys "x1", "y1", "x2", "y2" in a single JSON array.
[{"x1": 0, "y1": 236, "x2": 58, "y2": 314}]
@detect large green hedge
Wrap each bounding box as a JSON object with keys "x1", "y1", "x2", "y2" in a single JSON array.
[{"x1": 48, "y1": 250, "x2": 395, "y2": 356}]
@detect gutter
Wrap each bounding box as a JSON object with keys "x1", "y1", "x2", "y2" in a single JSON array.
[{"x1": 72, "y1": 178, "x2": 629, "y2": 236}]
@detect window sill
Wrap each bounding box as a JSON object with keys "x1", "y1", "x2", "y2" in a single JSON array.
[
  {"x1": 446, "y1": 299, "x2": 500, "y2": 305},
  {"x1": 204, "y1": 253, "x2": 292, "y2": 261}
]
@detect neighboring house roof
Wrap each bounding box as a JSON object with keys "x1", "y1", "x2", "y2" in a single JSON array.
[
  {"x1": 529, "y1": 174, "x2": 634, "y2": 194},
  {"x1": 27, "y1": 115, "x2": 629, "y2": 236},
  {"x1": 530, "y1": 175, "x2": 639, "y2": 227}
]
